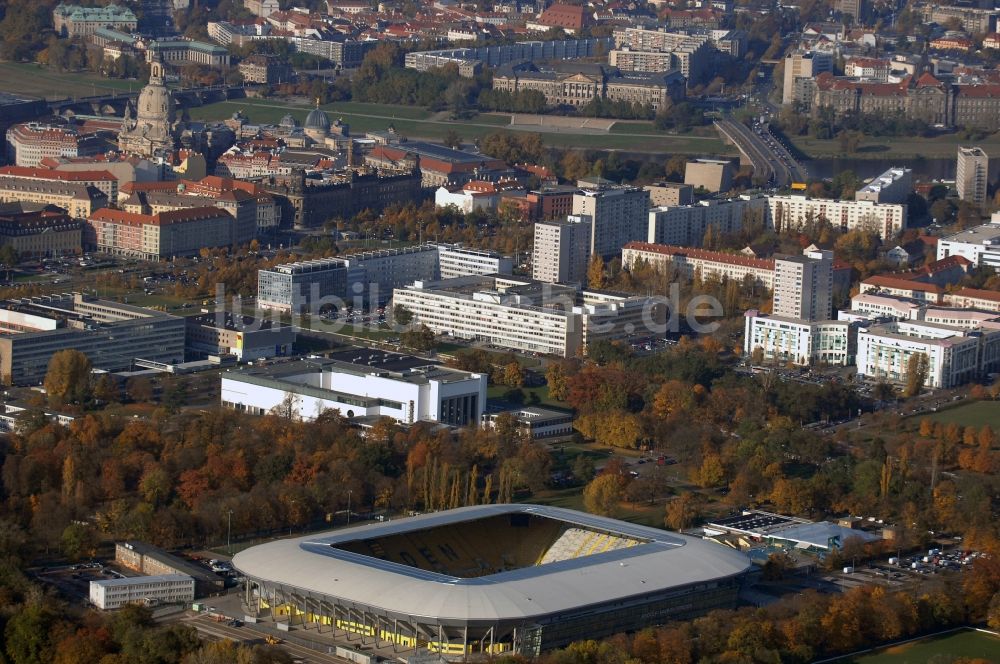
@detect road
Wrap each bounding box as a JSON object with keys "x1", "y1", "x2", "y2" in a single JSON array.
[
  {"x1": 714, "y1": 119, "x2": 807, "y2": 187},
  {"x1": 178, "y1": 613, "x2": 346, "y2": 664}
]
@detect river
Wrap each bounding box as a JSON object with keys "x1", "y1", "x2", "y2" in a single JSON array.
[{"x1": 801, "y1": 157, "x2": 956, "y2": 182}]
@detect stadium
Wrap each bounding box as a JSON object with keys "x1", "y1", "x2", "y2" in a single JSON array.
[{"x1": 232, "y1": 504, "x2": 751, "y2": 657}]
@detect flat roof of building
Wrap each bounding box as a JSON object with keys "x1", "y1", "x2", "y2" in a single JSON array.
[
  {"x1": 232, "y1": 504, "x2": 750, "y2": 623},
  {"x1": 91, "y1": 573, "x2": 193, "y2": 588},
  {"x1": 940, "y1": 221, "x2": 1000, "y2": 246}
]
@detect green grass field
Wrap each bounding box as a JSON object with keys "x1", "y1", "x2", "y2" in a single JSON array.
[
  {"x1": 188, "y1": 98, "x2": 732, "y2": 154},
  {"x1": 926, "y1": 400, "x2": 1000, "y2": 429},
  {"x1": 0, "y1": 61, "x2": 142, "y2": 99},
  {"x1": 788, "y1": 132, "x2": 1000, "y2": 160},
  {"x1": 838, "y1": 629, "x2": 1000, "y2": 663}
]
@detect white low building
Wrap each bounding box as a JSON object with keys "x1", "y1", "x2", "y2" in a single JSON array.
[
  {"x1": 856, "y1": 320, "x2": 998, "y2": 389},
  {"x1": 743, "y1": 311, "x2": 854, "y2": 366},
  {"x1": 221, "y1": 350, "x2": 487, "y2": 427},
  {"x1": 435, "y1": 244, "x2": 513, "y2": 279},
  {"x1": 89, "y1": 574, "x2": 194, "y2": 610},
  {"x1": 393, "y1": 276, "x2": 667, "y2": 358},
  {"x1": 937, "y1": 219, "x2": 1000, "y2": 268},
  {"x1": 850, "y1": 292, "x2": 923, "y2": 320}
]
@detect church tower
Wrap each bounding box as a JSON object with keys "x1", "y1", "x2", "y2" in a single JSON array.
[{"x1": 118, "y1": 58, "x2": 179, "y2": 157}]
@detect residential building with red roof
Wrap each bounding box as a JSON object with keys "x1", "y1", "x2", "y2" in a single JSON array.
[
  {"x1": 6, "y1": 122, "x2": 108, "y2": 167},
  {"x1": 85, "y1": 207, "x2": 236, "y2": 259},
  {"x1": 859, "y1": 275, "x2": 945, "y2": 303},
  {"x1": 622, "y1": 241, "x2": 777, "y2": 289},
  {"x1": 0, "y1": 166, "x2": 118, "y2": 201},
  {"x1": 945, "y1": 288, "x2": 1000, "y2": 312},
  {"x1": 527, "y1": 3, "x2": 588, "y2": 33}
]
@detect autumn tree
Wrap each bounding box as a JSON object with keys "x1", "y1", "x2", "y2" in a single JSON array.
[
  {"x1": 126, "y1": 375, "x2": 154, "y2": 402},
  {"x1": 587, "y1": 254, "x2": 606, "y2": 289},
  {"x1": 664, "y1": 492, "x2": 701, "y2": 530},
  {"x1": 43, "y1": 349, "x2": 92, "y2": 405},
  {"x1": 401, "y1": 323, "x2": 435, "y2": 352},
  {"x1": 904, "y1": 352, "x2": 929, "y2": 397},
  {"x1": 583, "y1": 474, "x2": 623, "y2": 516}
]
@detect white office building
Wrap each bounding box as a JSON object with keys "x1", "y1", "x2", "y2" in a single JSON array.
[
  {"x1": 743, "y1": 312, "x2": 854, "y2": 366},
  {"x1": 646, "y1": 196, "x2": 769, "y2": 247},
  {"x1": 89, "y1": 574, "x2": 195, "y2": 610},
  {"x1": 572, "y1": 186, "x2": 650, "y2": 258},
  {"x1": 848, "y1": 292, "x2": 923, "y2": 320},
  {"x1": 532, "y1": 215, "x2": 592, "y2": 284},
  {"x1": 936, "y1": 220, "x2": 1000, "y2": 268},
  {"x1": 855, "y1": 167, "x2": 912, "y2": 204},
  {"x1": 257, "y1": 258, "x2": 348, "y2": 313},
  {"x1": 259, "y1": 245, "x2": 513, "y2": 311},
  {"x1": 435, "y1": 244, "x2": 513, "y2": 280},
  {"x1": 221, "y1": 350, "x2": 487, "y2": 427},
  {"x1": 392, "y1": 276, "x2": 667, "y2": 357},
  {"x1": 856, "y1": 320, "x2": 996, "y2": 389}
]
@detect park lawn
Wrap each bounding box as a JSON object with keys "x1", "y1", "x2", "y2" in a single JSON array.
[
  {"x1": 838, "y1": 629, "x2": 1000, "y2": 663},
  {"x1": 486, "y1": 384, "x2": 566, "y2": 408},
  {"x1": 530, "y1": 487, "x2": 586, "y2": 511},
  {"x1": 0, "y1": 61, "x2": 141, "y2": 99},
  {"x1": 189, "y1": 99, "x2": 733, "y2": 154},
  {"x1": 925, "y1": 400, "x2": 1000, "y2": 429},
  {"x1": 788, "y1": 132, "x2": 1000, "y2": 160}
]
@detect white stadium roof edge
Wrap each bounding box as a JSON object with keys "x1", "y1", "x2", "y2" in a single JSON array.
[{"x1": 232, "y1": 503, "x2": 751, "y2": 623}]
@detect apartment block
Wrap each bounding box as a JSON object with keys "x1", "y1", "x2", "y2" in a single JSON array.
[
  {"x1": 854, "y1": 167, "x2": 912, "y2": 204},
  {"x1": 782, "y1": 51, "x2": 834, "y2": 106},
  {"x1": 767, "y1": 195, "x2": 906, "y2": 240},
  {"x1": 773, "y1": 251, "x2": 833, "y2": 322},
  {"x1": 85, "y1": 207, "x2": 235, "y2": 259},
  {"x1": 644, "y1": 182, "x2": 693, "y2": 207},
  {"x1": 572, "y1": 186, "x2": 650, "y2": 258},
  {"x1": 647, "y1": 196, "x2": 769, "y2": 246},
  {"x1": 956, "y1": 147, "x2": 989, "y2": 207},
  {"x1": 533, "y1": 215, "x2": 592, "y2": 284}
]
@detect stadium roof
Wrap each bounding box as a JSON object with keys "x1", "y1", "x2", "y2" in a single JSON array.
[{"x1": 233, "y1": 504, "x2": 750, "y2": 624}]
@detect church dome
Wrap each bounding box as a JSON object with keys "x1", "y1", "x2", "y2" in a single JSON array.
[
  {"x1": 304, "y1": 107, "x2": 331, "y2": 134},
  {"x1": 137, "y1": 61, "x2": 174, "y2": 124},
  {"x1": 279, "y1": 113, "x2": 297, "y2": 128}
]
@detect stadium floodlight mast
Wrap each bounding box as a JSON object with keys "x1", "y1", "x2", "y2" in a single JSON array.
[
  {"x1": 347, "y1": 490, "x2": 352, "y2": 526},
  {"x1": 227, "y1": 509, "x2": 233, "y2": 556}
]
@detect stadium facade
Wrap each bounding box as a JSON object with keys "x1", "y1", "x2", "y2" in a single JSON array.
[{"x1": 233, "y1": 504, "x2": 750, "y2": 657}]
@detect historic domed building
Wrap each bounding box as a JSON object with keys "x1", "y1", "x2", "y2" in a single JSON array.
[
  {"x1": 303, "y1": 104, "x2": 332, "y2": 142},
  {"x1": 118, "y1": 59, "x2": 180, "y2": 157}
]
